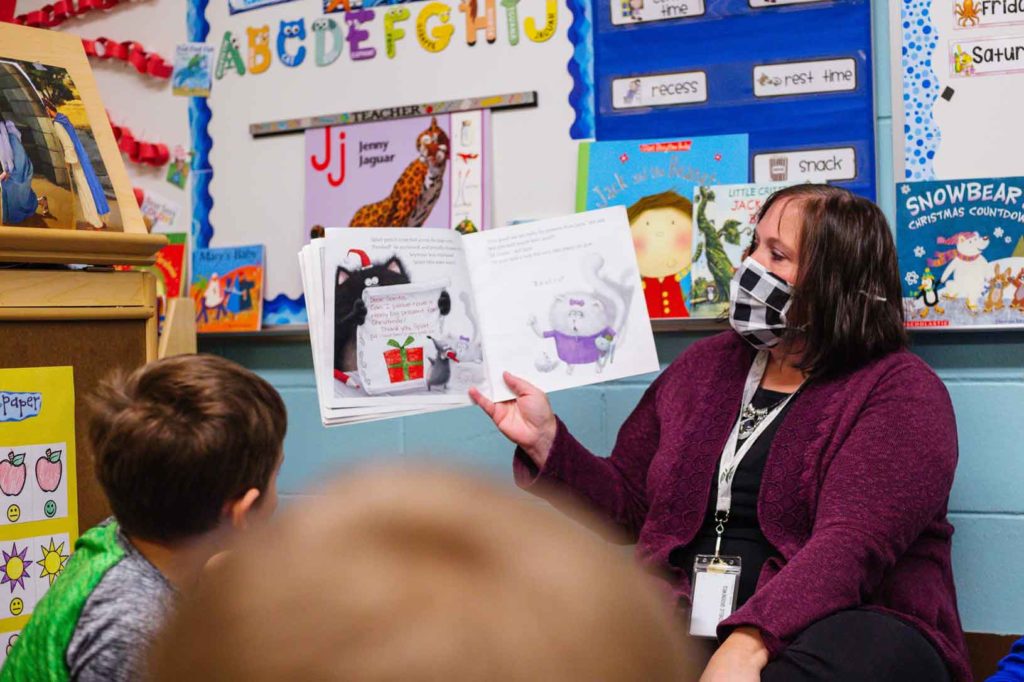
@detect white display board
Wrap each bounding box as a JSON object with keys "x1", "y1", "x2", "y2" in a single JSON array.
[
  {"x1": 35, "y1": 0, "x2": 585, "y2": 324},
  {"x1": 892, "y1": 0, "x2": 1024, "y2": 182}
]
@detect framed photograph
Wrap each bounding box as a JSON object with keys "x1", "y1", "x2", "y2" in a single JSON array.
[{"x1": 0, "y1": 24, "x2": 159, "y2": 266}]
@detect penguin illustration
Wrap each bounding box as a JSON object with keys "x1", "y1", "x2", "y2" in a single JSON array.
[{"x1": 915, "y1": 268, "x2": 945, "y2": 318}]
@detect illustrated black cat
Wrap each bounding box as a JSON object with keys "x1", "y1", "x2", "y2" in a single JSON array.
[{"x1": 334, "y1": 256, "x2": 451, "y2": 376}]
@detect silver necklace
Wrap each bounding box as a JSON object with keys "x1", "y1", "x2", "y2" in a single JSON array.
[{"x1": 737, "y1": 394, "x2": 788, "y2": 440}]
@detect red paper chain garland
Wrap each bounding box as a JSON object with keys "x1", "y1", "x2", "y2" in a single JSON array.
[
  {"x1": 81, "y1": 37, "x2": 172, "y2": 79},
  {"x1": 15, "y1": 0, "x2": 134, "y2": 29},
  {"x1": 13, "y1": 1, "x2": 171, "y2": 81},
  {"x1": 108, "y1": 117, "x2": 169, "y2": 167}
]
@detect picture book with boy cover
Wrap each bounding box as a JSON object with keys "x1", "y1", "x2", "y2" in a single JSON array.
[
  {"x1": 300, "y1": 208, "x2": 660, "y2": 426},
  {"x1": 576, "y1": 134, "x2": 749, "y2": 321},
  {"x1": 190, "y1": 245, "x2": 264, "y2": 333}
]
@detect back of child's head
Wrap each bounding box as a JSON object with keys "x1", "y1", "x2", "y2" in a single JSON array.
[
  {"x1": 149, "y1": 467, "x2": 698, "y2": 681},
  {"x1": 87, "y1": 354, "x2": 286, "y2": 543}
]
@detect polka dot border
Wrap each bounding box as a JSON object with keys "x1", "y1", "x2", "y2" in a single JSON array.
[{"x1": 901, "y1": 0, "x2": 941, "y2": 181}]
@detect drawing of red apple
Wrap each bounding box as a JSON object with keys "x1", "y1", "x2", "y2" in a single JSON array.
[
  {"x1": 35, "y1": 449, "x2": 62, "y2": 493},
  {"x1": 0, "y1": 452, "x2": 26, "y2": 497}
]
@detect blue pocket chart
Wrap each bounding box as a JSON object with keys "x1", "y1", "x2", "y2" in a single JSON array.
[{"x1": 592, "y1": 0, "x2": 876, "y2": 200}]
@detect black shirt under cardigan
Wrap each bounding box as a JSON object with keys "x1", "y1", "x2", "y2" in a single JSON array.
[{"x1": 671, "y1": 387, "x2": 794, "y2": 607}]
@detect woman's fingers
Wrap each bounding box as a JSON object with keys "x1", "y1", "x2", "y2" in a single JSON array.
[
  {"x1": 503, "y1": 372, "x2": 540, "y2": 398},
  {"x1": 468, "y1": 387, "x2": 497, "y2": 419}
]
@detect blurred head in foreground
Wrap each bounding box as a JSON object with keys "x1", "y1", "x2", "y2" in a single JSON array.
[{"x1": 150, "y1": 467, "x2": 697, "y2": 681}]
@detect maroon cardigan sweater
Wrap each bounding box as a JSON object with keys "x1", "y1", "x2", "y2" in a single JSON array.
[{"x1": 514, "y1": 332, "x2": 971, "y2": 681}]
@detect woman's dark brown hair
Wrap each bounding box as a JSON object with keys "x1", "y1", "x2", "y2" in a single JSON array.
[{"x1": 753, "y1": 184, "x2": 907, "y2": 378}]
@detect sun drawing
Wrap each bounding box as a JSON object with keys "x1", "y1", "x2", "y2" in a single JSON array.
[
  {"x1": 38, "y1": 539, "x2": 69, "y2": 586},
  {"x1": 0, "y1": 544, "x2": 32, "y2": 593}
]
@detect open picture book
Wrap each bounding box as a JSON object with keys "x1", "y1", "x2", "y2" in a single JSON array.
[{"x1": 299, "y1": 207, "x2": 660, "y2": 426}]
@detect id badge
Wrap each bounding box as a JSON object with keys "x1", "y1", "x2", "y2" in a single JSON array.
[{"x1": 688, "y1": 554, "x2": 741, "y2": 638}]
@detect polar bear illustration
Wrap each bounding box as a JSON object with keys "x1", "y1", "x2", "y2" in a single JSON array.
[{"x1": 930, "y1": 232, "x2": 990, "y2": 312}]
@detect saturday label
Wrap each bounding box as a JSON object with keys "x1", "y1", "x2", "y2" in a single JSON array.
[
  {"x1": 753, "y1": 58, "x2": 857, "y2": 97},
  {"x1": 951, "y1": 35, "x2": 1024, "y2": 77},
  {"x1": 611, "y1": 71, "x2": 708, "y2": 109},
  {"x1": 953, "y1": 0, "x2": 1024, "y2": 29},
  {"x1": 610, "y1": 0, "x2": 705, "y2": 25},
  {"x1": 752, "y1": 147, "x2": 857, "y2": 183}
]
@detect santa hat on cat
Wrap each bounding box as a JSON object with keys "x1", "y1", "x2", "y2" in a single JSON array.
[{"x1": 345, "y1": 249, "x2": 371, "y2": 271}]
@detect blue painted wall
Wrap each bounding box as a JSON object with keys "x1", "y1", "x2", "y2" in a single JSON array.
[{"x1": 203, "y1": 1, "x2": 1024, "y2": 635}]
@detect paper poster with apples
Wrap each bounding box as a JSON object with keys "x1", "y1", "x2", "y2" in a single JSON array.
[
  {"x1": 0, "y1": 367, "x2": 78, "y2": 634},
  {"x1": 0, "y1": 443, "x2": 69, "y2": 527}
]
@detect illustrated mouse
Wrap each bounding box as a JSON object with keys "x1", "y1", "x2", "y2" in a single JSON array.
[{"x1": 426, "y1": 335, "x2": 459, "y2": 392}]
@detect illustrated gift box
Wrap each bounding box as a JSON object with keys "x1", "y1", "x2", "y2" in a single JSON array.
[{"x1": 383, "y1": 336, "x2": 424, "y2": 383}]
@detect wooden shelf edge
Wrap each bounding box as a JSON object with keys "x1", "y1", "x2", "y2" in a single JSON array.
[
  {"x1": 0, "y1": 306, "x2": 156, "y2": 321},
  {"x1": 194, "y1": 319, "x2": 1024, "y2": 346},
  {"x1": 196, "y1": 321, "x2": 731, "y2": 344},
  {"x1": 0, "y1": 229, "x2": 167, "y2": 266},
  {"x1": 158, "y1": 298, "x2": 198, "y2": 358},
  {"x1": 652, "y1": 318, "x2": 730, "y2": 333},
  {"x1": 198, "y1": 325, "x2": 311, "y2": 342}
]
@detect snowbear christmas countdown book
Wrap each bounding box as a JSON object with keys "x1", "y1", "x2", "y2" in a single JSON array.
[
  {"x1": 897, "y1": 176, "x2": 1024, "y2": 330},
  {"x1": 299, "y1": 207, "x2": 660, "y2": 426}
]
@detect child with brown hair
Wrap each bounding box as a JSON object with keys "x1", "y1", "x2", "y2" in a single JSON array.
[
  {"x1": 149, "y1": 467, "x2": 699, "y2": 681},
  {"x1": 2, "y1": 354, "x2": 287, "y2": 682}
]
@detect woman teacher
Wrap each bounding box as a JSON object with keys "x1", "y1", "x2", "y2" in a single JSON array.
[{"x1": 471, "y1": 185, "x2": 969, "y2": 681}]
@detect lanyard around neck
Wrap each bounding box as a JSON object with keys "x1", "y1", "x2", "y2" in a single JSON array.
[{"x1": 715, "y1": 351, "x2": 801, "y2": 517}]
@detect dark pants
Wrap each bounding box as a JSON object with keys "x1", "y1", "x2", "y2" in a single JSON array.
[
  {"x1": 762, "y1": 610, "x2": 951, "y2": 681},
  {"x1": 685, "y1": 609, "x2": 951, "y2": 681}
]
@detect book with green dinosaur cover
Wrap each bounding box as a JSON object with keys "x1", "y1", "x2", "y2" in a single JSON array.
[{"x1": 689, "y1": 182, "x2": 793, "y2": 318}]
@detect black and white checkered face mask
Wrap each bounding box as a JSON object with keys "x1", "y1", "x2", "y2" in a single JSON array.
[{"x1": 729, "y1": 257, "x2": 794, "y2": 350}]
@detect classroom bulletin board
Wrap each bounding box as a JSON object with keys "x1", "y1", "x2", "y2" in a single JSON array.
[
  {"x1": 891, "y1": 0, "x2": 1024, "y2": 331},
  {"x1": 22, "y1": 0, "x2": 882, "y2": 328},
  {"x1": 592, "y1": 0, "x2": 877, "y2": 199},
  {"x1": 196, "y1": 0, "x2": 592, "y2": 325},
  {"x1": 892, "y1": 0, "x2": 1024, "y2": 182}
]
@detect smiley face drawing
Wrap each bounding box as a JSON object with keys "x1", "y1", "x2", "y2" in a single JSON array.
[
  {"x1": 9, "y1": 598, "x2": 22, "y2": 616},
  {"x1": 6, "y1": 505, "x2": 19, "y2": 523},
  {"x1": 43, "y1": 500, "x2": 56, "y2": 518}
]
